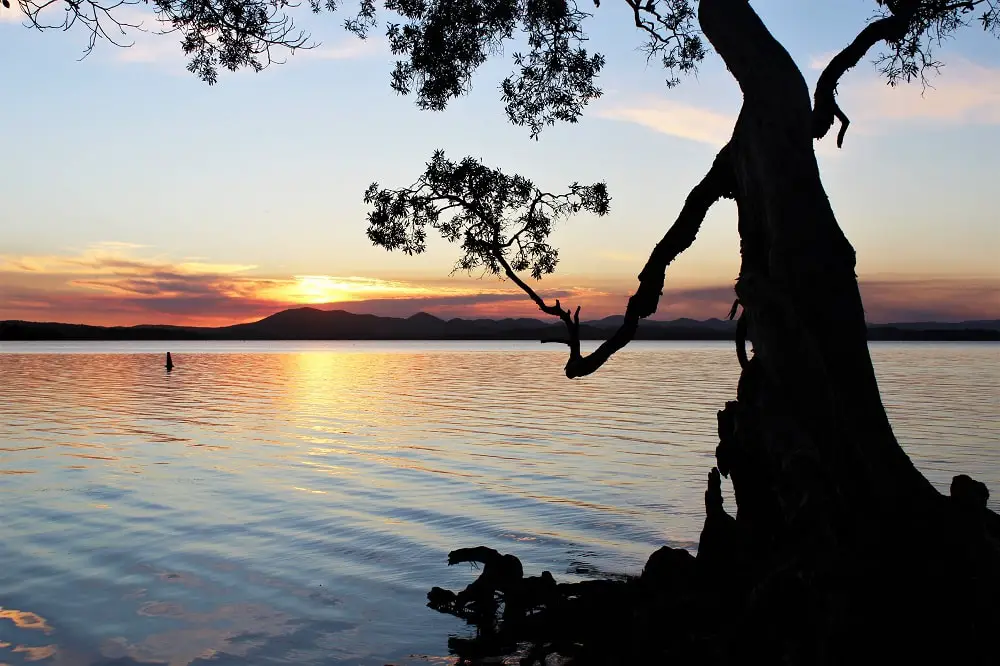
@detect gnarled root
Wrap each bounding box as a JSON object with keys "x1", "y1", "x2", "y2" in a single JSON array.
[{"x1": 428, "y1": 463, "x2": 1000, "y2": 665}]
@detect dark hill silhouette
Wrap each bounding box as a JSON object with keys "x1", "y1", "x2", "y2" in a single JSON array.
[
  {"x1": 1, "y1": 308, "x2": 997, "y2": 341},
  {"x1": 593, "y1": 315, "x2": 737, "y2": 331}
]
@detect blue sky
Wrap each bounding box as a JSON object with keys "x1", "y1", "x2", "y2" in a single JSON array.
[{"x1": 1, "y1": 0, "x2": 998, "y2": 325}]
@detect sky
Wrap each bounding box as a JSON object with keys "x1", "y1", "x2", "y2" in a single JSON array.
[{"x1": 1, "y1": 0, "x2": 998, "y2": 326}]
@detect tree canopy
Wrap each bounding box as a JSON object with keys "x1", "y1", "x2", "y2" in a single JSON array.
[
  {"x1": 17, "y1": 0, "x2": 1000, "y2": 138},
  {"x1": 364, "y1": 150, "x2": 610, "y2": 281}
]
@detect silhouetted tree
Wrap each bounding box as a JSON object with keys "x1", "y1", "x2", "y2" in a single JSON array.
[
  {"x1": 365, "y1": 150, "x2": 611, "y2": 358},
  {"x1": 20, "y1": 0, "x2": 1000, "y2": 663}
]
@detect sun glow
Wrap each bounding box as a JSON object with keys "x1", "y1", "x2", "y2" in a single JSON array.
[
  {"x1": 272, "y1": 275, "x2": 429, "y2": 305},
  {"x1": 286, "y1": 276, "x2": 358, "y2": 304}
]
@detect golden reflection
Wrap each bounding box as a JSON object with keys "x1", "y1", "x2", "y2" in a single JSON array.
[
  {"x1": 99, "y1": 602, "x2": 294, "y2": 666},
  {"x1": 137, "y1": 602, "x2": 187, "y2": 618},
  {"x1": 54, "y1": 441, "x2": 102, "y2": 450},
  {"x1": 11, "y1": 644, "x2": 57, "y2": 662},
  {"x1": 401, "y1": 656, "x2": 456, "y2": 665},
  {"x1": 0, "y1": 608, "x2": 52, "y2": 634},
  {"x1": 521, "y1": 492, "x2": 640, "y2": 515},
  {"x1": 299, "y1": 459, "x2": 354, "y2": 475},
  {"x1": 299, "y1": 436, "x2": 342, "y2": 446},
  {"x1": 277, "y1": 352, "x2": 406, "y2": 456},
  {"x1": 291, "y1": 486, "x2": 328, "y2": 495},
  {"x1": 501, "y1": 534, "x2": 538, "y2": 543},
  {"x1": 280, "y1": 351, "x2": 393, "y2": 409}
]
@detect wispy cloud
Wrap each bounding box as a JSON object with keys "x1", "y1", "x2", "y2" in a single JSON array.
[
  {"x1": 291, "y1": 38, "x2": 386, "y2": 61},
  {"x1": 851, "y1": 58, "x2": 1000, "y2": 126},
  {"x1": 806, "y1": 53, "x2": 1000, "y2": 129},
  {"x1": 0, "y1": 242, "x2": 253, "y2": 276},
  {"x1": 594, "y1": 96, "x2": 847, "y2": 157},
  {"x1": 639, "y1": 277, "x2": 1000, "y2": 323},
  {"x1": 1, "y1": 244, "x2": 995, "y2": 325},
  {"x1": 115, "y1": 35, "x2": 383, "y2": 68},
  {"x1": 0, "y1": 3, "x2": 25, "y2": 23},
  {"x1": 115, "y1": 38, "x2": 183, "y2": 65},
  {"x1": 0, "y1": 243, "x2": 598, "y2": 325},
  {"x1": 102, "y1": 6, "x2": 383, "y2": 73},
  {"x1": 597, "y1": 250, "x2": 648, "y2": 264},
  {"x1": 808, "y1": 51, "x2": 837, "y2": 71},
  {"x1": 859, "y1": 276, "x2": 1000, "y2": 323},
  {"x1": 321, "y1": 291, "x2": 577, "y2": 320},
  {"x1": 595, "y1": 98, "x2": 736, "y2": 146},
  {"x1": 302, "y1": 277, "x2": 1000, "y2": 323},
  {"x1": 604, "y1": 55, "x2": 1000, "y2": 151}
]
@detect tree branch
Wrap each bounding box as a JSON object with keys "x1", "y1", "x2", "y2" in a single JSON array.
[
  {"x1": 620, "y1": 0, "x2": 704, "y2": 87},
  {"x1": 500, "y1": 143, "x2": 735, "y2": 379},
  {"x1": 812, "y1": 11, "x2": 914, "y2": 147},
  {"x1": 813, "y1": 0, "x2": 997, "y2": 147},
  {"x1": 492, "y1": 250, "x2": 584, "y2": 360},
  {"x1": 365, "y1": 150, "x2": 610, "y2": 313},
  {"x1": 18, "y1": 0, "x2": 315, "y2": 83}
]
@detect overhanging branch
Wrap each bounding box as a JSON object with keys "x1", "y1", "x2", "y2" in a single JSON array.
[
  {"x1": 499, "y1": 143, "x2": 735, "y2": 379},
  {"x1": 812, "y1": 0, "x2": 993, "y2": 147},
  {"x1": 812, "y1": 11, "x2": 914, "y2": 147}
]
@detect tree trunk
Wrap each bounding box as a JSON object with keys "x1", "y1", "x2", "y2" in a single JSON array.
[
  {"x1": 427, "y1": 3, "x2": 1000, "y2": 662},
  {"x1": 698, "y1": 1, "x2": 1000, "y2": 662}
]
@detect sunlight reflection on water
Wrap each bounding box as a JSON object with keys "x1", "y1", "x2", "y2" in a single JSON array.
[{"x1": 0, "y1": 341, "x2": 997, "y2": 664}]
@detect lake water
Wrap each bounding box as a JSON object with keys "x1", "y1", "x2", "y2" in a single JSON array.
[{"x1": 1, "y1": 341, "x2": 997, "y2": 665}]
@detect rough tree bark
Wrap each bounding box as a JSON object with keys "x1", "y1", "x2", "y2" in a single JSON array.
[
  {"x1": 429, "y1": 1, "x2": 1000, "y2": 663},
  {"x1": 695, "y1": 0, "x2": 999, "y2": 661}
]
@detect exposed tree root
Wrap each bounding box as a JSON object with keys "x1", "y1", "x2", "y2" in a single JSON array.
[{"x1": 428, "y1": 464, "x2": 999, "y2": 665}]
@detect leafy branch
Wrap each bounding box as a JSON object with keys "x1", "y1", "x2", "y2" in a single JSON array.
[
  {"x1": 365, "y1": 147, "x2": 734, "y2": 378},
  {"x1": 17, "y1": 0, "x2": 316, "y2": 82},
  {"x1": 814, "y1": 0, "x2": 1000, "y2": 147},
  {"x1": 365, "y1": 150, "x2": 608, "y2": 278},
  {"x1": 623, "y1": 0, "x2": 705, "y2": 87}
]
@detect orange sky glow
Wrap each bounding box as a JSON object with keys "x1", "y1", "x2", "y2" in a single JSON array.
[
  {"x1": 3, "y1": 1, "x2": 999, "y2": 330},
  {"x1": 1, "y1": 244, "x2": 996, "y2": 327}
]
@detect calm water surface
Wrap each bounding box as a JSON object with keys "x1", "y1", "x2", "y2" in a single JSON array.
[{"x1": 1, "y1": 341, "x2": 997, "y2": 664}]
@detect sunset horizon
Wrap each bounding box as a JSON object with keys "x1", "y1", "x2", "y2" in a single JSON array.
[
  {"x1": 1, "y1": 240, "x2": 997, "y2": 327},
  {"x1": 3, "y1": 0, "x2": 1000, "y2": 663},
  {"x1": 4, "y1": 1, "x2": 998, "y2": 332}
]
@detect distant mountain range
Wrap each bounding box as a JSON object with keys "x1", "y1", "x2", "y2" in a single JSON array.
[{"x1": 1, "y1": 307, "x2": 998, "y2": 342}]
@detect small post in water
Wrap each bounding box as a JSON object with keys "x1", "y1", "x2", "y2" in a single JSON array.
[{"x1": 166, "y1": 352, "x2": 174, "y2": 371}]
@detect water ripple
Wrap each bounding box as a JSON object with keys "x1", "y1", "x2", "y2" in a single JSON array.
[{"x1": 0, "y1": 340, "x2": 997, "y2": 664}]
